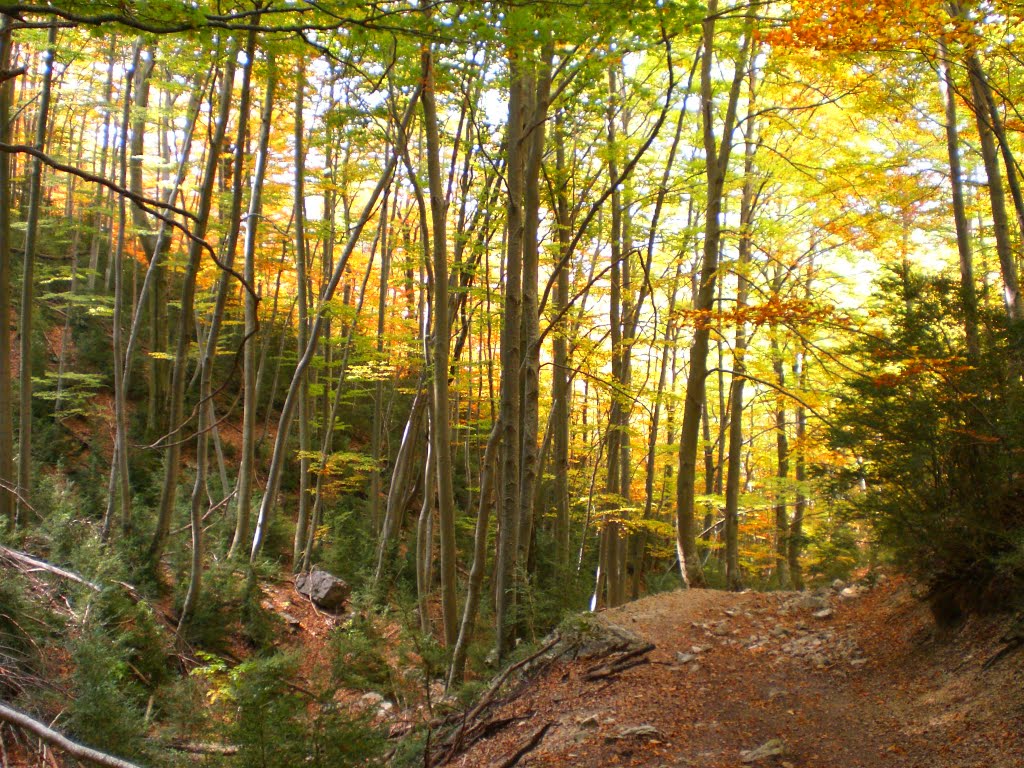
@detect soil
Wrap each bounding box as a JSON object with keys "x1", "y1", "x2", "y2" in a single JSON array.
[{"x1": 440, "y1": 576, "x2": 1024, "y2": 768}]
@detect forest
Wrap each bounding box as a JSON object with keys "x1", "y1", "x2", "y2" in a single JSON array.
[{"x1": 0, "y1": 0, "x2": 1023, "y2": 766}]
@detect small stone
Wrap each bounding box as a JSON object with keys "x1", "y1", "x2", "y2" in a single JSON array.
[
  {"x1": 676, "y1": 652, "x2": 696, "y2": 664},
  {"x1": 578, "y1": 714, "x2": 600, "y2": 729},
  {"x1": 813, "y1": 608, "x2": 834, "y2": 620},
  {"x1": 840, "y1": 586, "x2": 861, "y2": 599},
  {"x1": 831, "y1": 578, "x2": 846, "y2": 591},
  {"x1": 740, "y1": 738, "x2": 787, "y2": 763},
  {"x1": 850, "y1": 658, "x2": 868, "y2": 667},
  {"x1": 691, "y1": 645, "x2": 708, "y2": 655}
]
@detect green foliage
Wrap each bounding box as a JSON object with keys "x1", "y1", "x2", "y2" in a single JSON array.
[
  {"x1": 227, "y1": 654, "x2": 308, "y2": 768},
  {"x1": 66, "y1": 628, "x2": 150, "y2": 762},
  {"x1": 803, "y1": 522, "x2": 861, "y2": 583},
  {"x1": 0, "y1": 571, "x2": 58, "y2": 698},
  {"x1": 175, "y1": 560, "x2": 251, "y2": 652},
  {"x1": 218, "y1": 653, "x2": 386, "y2": 768},
  {"x1": 93, "y1": 587, "x2": 172, "y2": 689},
  {"x1": 34, "y1": 473, "x2": 122, "y2": 581},
  {"x1": 330, "y1": 612, "x2": 394, "y2": 695},
  {"x1": 830, "y1": 266, "x2": 1024, "y2": 610}
]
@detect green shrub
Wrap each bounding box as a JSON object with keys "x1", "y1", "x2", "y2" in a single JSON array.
[
  {"x1": 829, "y1": 265, "x2": 1024, "y2": 612},
  {"x1": 66, "y1": 628, "x2": 149, "y2": 762},
  {"x1": 330, "y1": 613, "x2": 394, "y2": 695},
  {"x1": 228, "y1": 654, "x2": 308, "y2": 768},
  {"x1": 226, "y1": 653, "x2": 385, "y2": 768}
]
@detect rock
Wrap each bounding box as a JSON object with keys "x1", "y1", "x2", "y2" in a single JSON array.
[
  {"x1": 813, "y1": 608, "x2": 834, "y2": 620},
  {"x1": 840, "y1": 586, "x2": 861, "y2": 599},
  {"x1": 676, "y1": 652, "x2": 696, "y2": 664},
  {"x1": 606, "y1": 724, "x2": 663, "y2": 742},
  {"x1": 711, "y1": 622, "x2": 731, "y2": 636},
  {"x1": 787, "y1": 593, "x2": 830, "y2": 613},
  {"x1": 295, "y1": 567, "x2": 350, "y2": 610},
  {"x1": 740, "y1": 738, "x2": 787, "y2": 763},
  {"x1": 358, "y1": 692, "x2": 384, "y2": 710},
  {"x1": 577, "y1": 714, "x2": 600, "y2": 729},
  {"x1": 280, "y1": 612, "x2": 302, "y2": 632},
  {"x1": 831, "y1": 578, "x2": 846, "y2": 591}
]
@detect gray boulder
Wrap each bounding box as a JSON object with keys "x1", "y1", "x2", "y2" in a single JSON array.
[{"x1": 295, "y1": 567, "x2": 350, "y2": 610}]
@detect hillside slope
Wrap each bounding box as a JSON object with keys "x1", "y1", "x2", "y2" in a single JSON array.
[{"x1": 440, "y1": 577, "x2": 1024, "y2": 767}]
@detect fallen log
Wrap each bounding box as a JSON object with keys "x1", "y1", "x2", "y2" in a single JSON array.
[
  {"x1": 0, "y1": 546, "x2": 101, "y2": 591},
  {"x1": 0, "y1": 702, "x2": 143, "y2": 768},
  {"x1": 582, "y1": 641, "x2": 656, "y2": 681}
]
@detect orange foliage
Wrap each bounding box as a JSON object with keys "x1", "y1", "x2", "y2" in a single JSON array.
[{"x1": 763, "y1": 0, "x2": 963, "y2": 54}]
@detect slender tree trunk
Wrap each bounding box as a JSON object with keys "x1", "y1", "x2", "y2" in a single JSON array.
[
  {"x1": 103, "y1": 45, "x2": 139, "y2": 540},
  {"x1": 86, "y1": 40, "x2": 115, "y2": 294},
  {"x1": 292, "y1": 64, "x2": 313, "y2": 567},
  {"x1": 723, "y1": 68, "x2": 758, "y2": 591},
  {"x1": 552, "y1": 114, "x2": 571, "y2": 566},
  {"x1": 495, "y1": 61, "x2": 524, "y2": 660},
  {"x1": 415, "y1": 434, "x2": 436, "y2": 636},
  {"x1": 0, "y1": 18, "x2": 15, "y2": 528},
  {"x1": 17, "y1": 25, "x2": 56, "y2": 522},
  {"x1": 771, "y1": 316, "x2": 790, "y2": 589},
  {"x1": 938, "y1": 41, "x2": 980, "y2": 363},
  {"x1": 788, "y1": 261, "x2": 812, "y2": 589},
  {"x1": 421, "y1": 42, "x2": 460, "y2": 646},
  {"x1": 231, "y1": 63, "x2": 277, "y2": 558},
  {"x1": 448, "y1": 422, "x2": 500, "y2": 687},
  {"x1": 677, "y1": 2, "x2": 754, "y2": 588},
  {"x1": 149, "y1": 50, "x2": 237, "y2": 567},
  {"x1": 250, "y1": 86, "x2": 422, "y2": 562},
  {"x1": 965, "y1": 55, "x2": 1022, "y2": 321},
  {"x1": 517, "y1": 44, "x2": 554, "y2": 585}
]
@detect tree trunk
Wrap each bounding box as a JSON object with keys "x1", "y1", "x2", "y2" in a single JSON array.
[
  {"x1": 292, "y1": 64, "x2": 313, "y2": 568},
  {"x1": 420, "y1": 42, "x2": 460, "y2": 646},
  {"x1": 102, "y1": 44, "x2": 139, "y2": 540},
  {"x1": 723, "y1": 67, "x2": 758, "y2": 592},
  {"x1": 676, "y1": 1, "x2": 754, "y2": 588},
  {"x1": 495, "y1": 60, "x2": 525, "y2": 660},
  {"x1": 965, "y1": 54, "x2": 1022, "y2": 322},
  {"x1": 250, "y1": 85, "x2": 422, "y2": 562},
  {"x1": 517, "y1": 44, "x2": 554, "y2": 585},
  {"x1": 149, "y1": 49, "x2": 237, "y2": 567},
  {"x1": 938, "y1": 41, "x2": 980, "y2": 363},
  {"x1": 0, "y1": 18, "x2": 15, "y2": 528},
  {"x1": 17, "y1": 24, "x2": 56, "y2": 523}
]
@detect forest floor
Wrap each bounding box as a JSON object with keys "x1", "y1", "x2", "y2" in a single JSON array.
[{"x1": 432, "y1": 576, "x2": 1024, "y2": 768}]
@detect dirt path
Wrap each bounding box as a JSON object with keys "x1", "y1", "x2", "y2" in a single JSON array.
[{"x1": 446, "y1": 578, "x2": 1024, "y2": 767}]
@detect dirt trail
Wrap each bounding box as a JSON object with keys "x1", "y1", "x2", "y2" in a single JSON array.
[{"x1": 446, "y1": 578, "x2": 1024, "y2": 768}]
